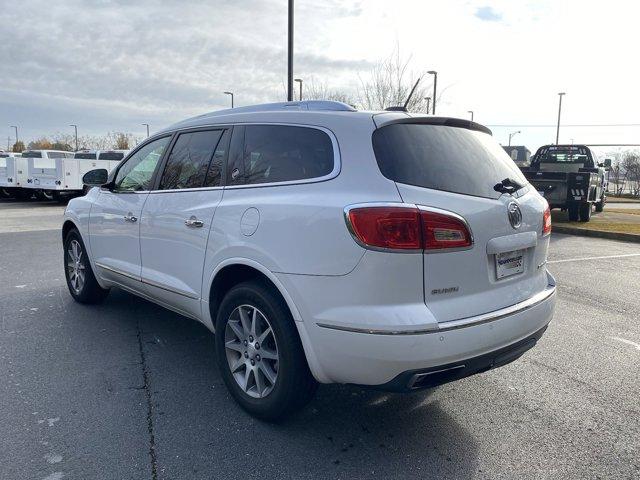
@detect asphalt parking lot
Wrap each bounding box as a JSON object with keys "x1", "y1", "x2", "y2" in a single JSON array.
[{"x1": 1, "y1": 200, "x2": 638, "y2": 480}]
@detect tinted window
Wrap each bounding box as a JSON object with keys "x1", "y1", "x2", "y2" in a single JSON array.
[
  {"x1": 22, "y1": 151, "x2": 42, "y2": 158},
  {"x1": 48, "y1": 152, "x2": 65, "y2": 159},
  {"x1": 231, "y1": 125, "x2": 334, "y2": 185},
  {"x1": 115, "y1": 137, "x2": 170, "y2": 191},
  {"x1": 75, "y1": 152, "x2": 97, "y2": 160},
  {"x1": 98, "y1": 152, "x2": 125, "y2": 161},
  {"x1": 159, "y1": 130, "x2": 224, "y2": 190},
  {"x1": 0, "y1": 154, "x2": 8, "y2": 158},
  {"x1": 204, "y1": 129, "x2": 229, "y2": 187},
  {"x1": 373, "y1": 124, "x2": 528, "y2": 199}
]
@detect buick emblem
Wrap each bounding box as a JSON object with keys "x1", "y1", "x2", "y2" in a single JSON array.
[{"x1": 507, "y1": 202, "x2": 522, "y2": 229}]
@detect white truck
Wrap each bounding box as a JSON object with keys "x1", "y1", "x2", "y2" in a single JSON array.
[
  {"x1": 24, "y1": 149, "x2": 129, "y2": 201},
  {"x1": 0, "y1": 151, "x2": 31, "y2": 199}
]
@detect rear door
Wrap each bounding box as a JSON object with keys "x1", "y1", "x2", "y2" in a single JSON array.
[
  {"x1": 139, "y1": 128, "x2": 229, "y2": 319},
  {"x1": 89, "y1": 136, "x2": 171, "y2": 288},
  {"x1": 372, "y1": 121, "x2": 551, "y2": 323}
]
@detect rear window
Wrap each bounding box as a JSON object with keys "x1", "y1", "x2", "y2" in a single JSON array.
[
  {"x1": 98, "y1": 152, "x2": 125, "y2": 161},
  {"x1": 75, "y1": 152, "x2": 97, "y2": 160},
  {"x1": 48, "y1": 152, "x2": 66, "y2": 159},
  {"x1": 372, "y1": 124, "x2": 528, "y2": 199},
  {"x1": 22, "y1": 151, "x2": 42, "y2": 158}
]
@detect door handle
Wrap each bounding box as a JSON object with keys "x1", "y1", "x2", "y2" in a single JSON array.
[
  {"x1": 185, "y1": 216, "x2": 204, "y2": 228},
  {"x1": 124, "y1": 213, "x2": 137, "y2": 222}
]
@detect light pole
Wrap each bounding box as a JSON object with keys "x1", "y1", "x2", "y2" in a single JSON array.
[
  {"x1": 287, "y1": 0, "x2": 294, "y2": 101},
  {"x1": 294, "y1": 78, "x2": 303, "y2": 101},
  {"x1": 556, "y1": 92, "x2": 566, "y2": 145},
  {"x1": 427, "y1": 70, "x2": 437, "y2": 114},
  {"x1": 508, "y1": 130, "x2": 521, "y2": 146},
  {"x1": 468, "y1": 110, "x2": 474, "y2": 121},
  {"x1": 142, "y1": 123, "x2": 150, "y2": 137},
  {"x1": 224, "y1": 91, "x2": 234, "y2": 108},
  {"x1": 424, "y1": 97, "x2": 431, "y2": 114},
  {"x1": 69, "y1": 124, "x2": 78, "y2": 151},
  {"x1": 10, "y1": 125, "x2": 18, "y2": 144}
]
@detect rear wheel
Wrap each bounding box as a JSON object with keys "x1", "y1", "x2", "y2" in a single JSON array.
[
  {"x1": 64, "y1": 229, "x2": 109, "y2": 304},
  {"x1": 568, "y1": 204, "x2": 580, "y2": 221},
  {"x1": 13, "y1": 189, "x2": 32, "y2": 201},
  {"x1": 0, "y1": 188, "x2": 12, "y2": 199},
  {"x1": 215, "y1": 280, "x2": 317, "y2": 421},
  {"x1": 579, "y1": 202, "x2": 592, "y2": 222},
  {"x1": 595, "y1": 194, "x2": 605, "y2": 213},
  {"x1": 36, "y1": 190, "x2": 54, "y2": 201}
]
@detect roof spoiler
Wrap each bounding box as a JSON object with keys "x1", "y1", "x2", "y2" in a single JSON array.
[{"x1": 374, "y1": 116, "x2": 493, "y2": 136}]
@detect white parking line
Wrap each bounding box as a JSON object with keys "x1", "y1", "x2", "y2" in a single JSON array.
[
  {"x1": 611, "y1": 337, "x2": 640, "y2": 351},
  {"x1": 548, "y1": 253, "x2": 640, "y2": 264}
]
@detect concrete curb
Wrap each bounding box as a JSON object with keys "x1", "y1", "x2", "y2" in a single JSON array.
[{"x1": 553, "y1": 225, "x2": 640, "y2": 243}]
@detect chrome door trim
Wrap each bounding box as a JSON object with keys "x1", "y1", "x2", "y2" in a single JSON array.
[
  {"x1": 95, "y1": 261, "x2": 140, "y2": 281},
  {"x1": 140, "y1": 276, "x2": 200, "y2": 300}
]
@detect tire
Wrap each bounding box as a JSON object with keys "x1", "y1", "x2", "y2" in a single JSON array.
[
  {"x1": 63, "y1": 229, "x2": 110, "y2": 304},
  {"x1": 595, "y1": 195, "x2": 605, "y2": 213},
  {"x1": 36, "y1": 190, "x2": 54, "y2": 201},
  {"x1": 0, "y1": 188, "x2": 12, "y2": 199},
  {"x1": 579, "y1": 202, "x2": 592, "y2": 222},
  {"x1": 214, "y1": 280, "x2": 317, "y2": 421},
  {"x1": 13, "y1": 189, "x2": 32, "y2": 201},
  {"x1": 568, "y1": 204, "x2": 580, "y2": 221}
]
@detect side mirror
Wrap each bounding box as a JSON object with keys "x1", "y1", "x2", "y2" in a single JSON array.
[{"x1": 82, "y1": 168, "x2": 109, "y2": 186}]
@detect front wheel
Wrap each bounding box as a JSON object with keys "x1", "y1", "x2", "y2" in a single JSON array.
[
  {"x1": 64, "y1": 229, "x2": 110, "y2": 303},
  {"x1": 215, "y1": 281, "x2": 317, "y2": 421},
  {"x1": 595, "y1": 195, "x2": 605, "y2": 213}
]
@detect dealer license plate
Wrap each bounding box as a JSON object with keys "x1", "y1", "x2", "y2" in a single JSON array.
[{"x1": 496, "y1": 249, "x2": 525, "y2": 279}]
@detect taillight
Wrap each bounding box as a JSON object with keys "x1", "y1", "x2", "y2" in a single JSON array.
[
  {"x1": 345, "y1": 205, "x2": 472, "y2": 251},
  {"x1": 420, "y1": 209, "x2": 473, "y2": 249},
  {"x1": 542, "y1": 203, "x2": 552, "y2": 236},
  {"x1": 347, "y1": 207, "x2": 422, "y2": 250}
]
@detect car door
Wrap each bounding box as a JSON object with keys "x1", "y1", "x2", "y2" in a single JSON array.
[
  {"x1": 139, "y1": 128, "x2": 230, "y2": 319},
  {"x1": 89, "y1": 136, "x2": 172, "y2": 290}
]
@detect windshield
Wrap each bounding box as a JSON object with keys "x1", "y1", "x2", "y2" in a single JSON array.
[{"x1": 373, "y1": 123, "x2": 528, "y2": 199}]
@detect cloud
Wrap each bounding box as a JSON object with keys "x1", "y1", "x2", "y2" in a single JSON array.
[{"x1": 474, "y1": 6, "x2": 503, "y2": 22}]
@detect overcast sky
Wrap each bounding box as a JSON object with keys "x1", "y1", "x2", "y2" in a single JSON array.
[{"x1": 1, "y1": 0, "x2": 638, "y2": 154}]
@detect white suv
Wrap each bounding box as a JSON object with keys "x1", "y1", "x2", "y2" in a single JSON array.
[{"x1": 63, "y1": 101, "x2": 556, "y2": 419}]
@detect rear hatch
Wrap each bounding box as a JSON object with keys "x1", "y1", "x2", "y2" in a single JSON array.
[{"x1": 372, "y1": 120, "x2": 551, "y2": 323}]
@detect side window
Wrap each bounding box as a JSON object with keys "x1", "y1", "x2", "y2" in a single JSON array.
[
  {"x1": 204, "y1": 129, "x2": 230, "y2": 187},
  {"x1": 159, "y1": 130, "x2": 224, "y2": 190},
  {"x1": 48, "y1": 152, "x2": 64, "y2": 159},
  {"x1": 228, "y1": 125, "x2": 334, "y2": 186},
  {"x1": 115, "y1": 136, "x2": 170, "y2": 191}
]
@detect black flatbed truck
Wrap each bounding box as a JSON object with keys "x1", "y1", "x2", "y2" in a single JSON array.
[{"x1": 519, "y1": 144, "x2": 610, "y2": 222}]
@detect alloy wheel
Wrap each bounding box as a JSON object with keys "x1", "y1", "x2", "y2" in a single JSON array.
[
  {"x1": 224, "y1": 304, "x2": 279, "y2": 399},
  {"x1": 67, "y1": 239, "x2": 86, "y2": 294}
]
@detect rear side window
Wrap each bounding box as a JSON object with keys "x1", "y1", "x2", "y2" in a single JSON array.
[
  {"x1": 22, "y1": 151, "x2": 42, "y2": 158},
  {"x1": 229, "y1": 125, "x2": 334, "y2": 186},
  {"x1": 98, "y1": 152, "x2": 125, "y2": 161},
  {"x1": 159, "y1": 129, "x2": 225, "y2": 190},
  {"x1": 75, "y1": 152, "x2": 97, "y2": 160},
  {"x1": 372, "y1": 124, "x2": 528, "y2": 199}
]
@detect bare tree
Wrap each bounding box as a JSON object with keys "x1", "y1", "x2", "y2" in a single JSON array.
[
  {"x1": 357, "y1": 47, "x2": 433, "y2": 112},
  {"x1": 621, "y1": 152, "x2": 640, "y2": 197},
  {"x1": 12, "y1": 141, "x2": 25, "y2": 153},
  {"x1": 304, "y1": 78, "x2": 355, "y2": 106}
]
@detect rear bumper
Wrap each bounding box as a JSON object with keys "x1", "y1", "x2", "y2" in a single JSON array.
[{"x1": 299, "y1": 275, "x2": 556, "y2": 386}]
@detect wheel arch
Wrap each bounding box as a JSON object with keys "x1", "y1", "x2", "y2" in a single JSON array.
[{"x1": 204, "y1": 258, "x2": 330, "y2": 383}]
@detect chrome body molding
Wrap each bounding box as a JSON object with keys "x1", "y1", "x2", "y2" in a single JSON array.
[{"x1": 317, "y1": 282, "x2": 556, "y2": 335}]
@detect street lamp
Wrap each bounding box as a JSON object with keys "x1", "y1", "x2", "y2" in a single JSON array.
[
  {"x1": 427, "y1": 70, "x2": 438, "y2": 114},
  {"x1": 467, "y1": 110, "x2": 474, "y2": 121},
  {"x1": 69, "y1": 124, "x2": 78, "y2": 151},
  {"x1": 10, "y1": 125, "x2": 18, "y2": 144},
  {"x1": 556, "y1": 92, "x2": 566, "y2": 145},
  {"x1": 224, "y1": 91, "x2": 234, "y2": 108},
  {"x1": 508, "y1": 130, "x2": 521, "y2": 146},
  {"x1": 424, "y1": 97, "x2": 431, "y2": 114},
  {"x1": 142, "y1": 123, "x2": 150, "y2": 137},
  {"x1": 294, "y1": 78, "x2": 303, "y2": 101}
]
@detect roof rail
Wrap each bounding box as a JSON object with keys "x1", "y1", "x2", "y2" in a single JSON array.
[{"x1": 199, "y1": 100, "x2": 357, "y2": 118}]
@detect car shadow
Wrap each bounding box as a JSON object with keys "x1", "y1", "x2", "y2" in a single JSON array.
[{"x1": 93, "y1": 289, "x2": 480, "y2": 479}]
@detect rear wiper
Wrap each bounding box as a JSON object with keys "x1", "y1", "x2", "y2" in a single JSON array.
[{"x1": 494, "y1": 177, "x2": 523, "y2": 194}]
